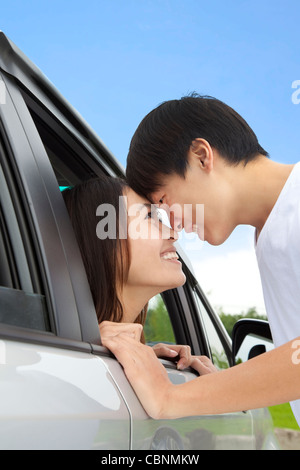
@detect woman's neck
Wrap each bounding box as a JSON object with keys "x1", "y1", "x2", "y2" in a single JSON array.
[{"x1": 119, "y1": 284, "x2": 157, "y2": 323}]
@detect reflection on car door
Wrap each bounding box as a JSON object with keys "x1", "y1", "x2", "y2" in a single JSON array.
[{"x1": 0, "y1": 341, "x2": 131, "y2": 450}]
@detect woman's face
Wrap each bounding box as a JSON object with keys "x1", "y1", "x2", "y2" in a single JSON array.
[{"x1": 124, "y1": 188, "x2": 186, "y2": 293}]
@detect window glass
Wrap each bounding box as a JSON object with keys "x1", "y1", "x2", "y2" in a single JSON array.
[
  {"x1": 193, "y1": 290, "x2": 230, "y2": 369},
  {"x1": 24, "y1": 102, "x2": 101, "y2": 188},
  {"x1": 144, "y1": 294, "x2": 176, "y2": 345},
  {"x1": 0, "y1": 286, "x2": 48, "y2": 330},
  {"x1": 0, "y1": 161, "x2": 49, "y2": 332}
]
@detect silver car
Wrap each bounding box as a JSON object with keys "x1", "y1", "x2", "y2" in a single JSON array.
[{"x1": 0, "y1": 31, "x2": 280, "y2": 450}]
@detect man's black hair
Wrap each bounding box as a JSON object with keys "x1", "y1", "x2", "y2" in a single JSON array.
[{"x1": 126, "y1": 93, "x2": 268, "y2": 199}]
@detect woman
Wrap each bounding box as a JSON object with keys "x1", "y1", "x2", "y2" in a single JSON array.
[{"x1": 63, "y1": 175, "x2": 216, "y2": 373}]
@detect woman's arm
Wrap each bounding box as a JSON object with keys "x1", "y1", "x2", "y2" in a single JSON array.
[
  {"x1": 99, "y1": 321, "x2": 217, "y2": 372},
  {"x1": 102, "y1": 333, "x2": 300, "y2": 420}
]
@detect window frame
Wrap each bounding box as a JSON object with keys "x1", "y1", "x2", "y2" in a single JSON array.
[{"x1": 193, "y1": 282, "x2": 233, "y2": 366}]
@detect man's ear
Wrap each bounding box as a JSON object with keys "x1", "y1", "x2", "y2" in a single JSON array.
[{"x1": 189, "y1": 138, "x2": 214, "y2": 172}]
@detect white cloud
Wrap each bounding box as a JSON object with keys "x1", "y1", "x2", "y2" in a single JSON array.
[{"x1": 190, "y1": 248, "x2": 266, "y2": 315}]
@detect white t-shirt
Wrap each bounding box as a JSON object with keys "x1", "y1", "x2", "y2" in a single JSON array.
[{"x1": 255, "y1": 162, "x2": 300, "y2": 426}]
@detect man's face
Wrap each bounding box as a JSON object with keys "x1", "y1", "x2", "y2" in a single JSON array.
[{"x1": 150, "y1": 150, "x2": 237, "y2": 246}]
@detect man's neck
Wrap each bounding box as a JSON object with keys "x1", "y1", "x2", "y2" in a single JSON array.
[{"x1": 235, "y1": 157, "x2": 295, "y2": 234}]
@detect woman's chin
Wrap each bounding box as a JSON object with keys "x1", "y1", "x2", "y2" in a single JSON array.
[{"x1": 158, "y1": 273, "x2": 186, "y2": 291}]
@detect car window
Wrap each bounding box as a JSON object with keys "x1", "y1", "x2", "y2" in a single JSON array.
[
  {"x1": 0, "y1": 157, "x2": 49, "y2": 332},
  {"x1": 193, "y1": 288, "x2": 230, "y2": 369},
  {"x1": 144, "y1": 294, "x2": 176, "y2": 345}
]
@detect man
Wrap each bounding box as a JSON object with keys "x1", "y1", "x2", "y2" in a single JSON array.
[{"x1": 102, "y1": 94, "x2": 300, "y2": 423}]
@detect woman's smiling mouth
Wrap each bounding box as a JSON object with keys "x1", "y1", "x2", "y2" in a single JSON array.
[{"x1": 160, "y1": 251, "x2": 181, "y2": 263}]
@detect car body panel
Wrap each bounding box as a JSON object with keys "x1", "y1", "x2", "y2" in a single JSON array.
[{"x1": 0, "y1": 340, "x2": 130, "y2": 450}]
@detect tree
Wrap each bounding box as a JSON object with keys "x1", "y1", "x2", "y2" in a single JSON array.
[{"x1": 144, "y1": 295, "x2": 176, "y2": 344}]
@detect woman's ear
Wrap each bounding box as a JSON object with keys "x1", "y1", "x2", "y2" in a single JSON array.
[{"x1": 189, "y1": 138, "x2": 214, "y2": 173}]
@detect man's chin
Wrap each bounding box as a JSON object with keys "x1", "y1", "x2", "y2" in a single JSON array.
[{"x1": 205, "y1": 231, "x2": 229, "y2": 246}]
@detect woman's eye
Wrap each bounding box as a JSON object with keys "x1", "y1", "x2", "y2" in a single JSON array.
[{"x1": 146, "y1": 209, "x2": 162, "y2": 223}]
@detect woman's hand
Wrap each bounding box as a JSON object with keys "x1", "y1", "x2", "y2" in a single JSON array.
[
  {"x1": 99, "y1": 320, "x2": 143, "y2": 343},
  {"x1": 190, "y1": 356, "x2": 219, "y2": 375},
  {"x1": 152, "y1": 343, "x2": 217, "y2": 374},
  {"x1": 152, "y1": 343, "x2": 191, "y2": 369},
  {"x1": 100, "y1": 322, "x2": 218, "y2": 376}
]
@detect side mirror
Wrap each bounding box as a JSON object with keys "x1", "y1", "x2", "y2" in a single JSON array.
[{"x1": 232, "y1": 319, "x2": 273, "y2": 365}]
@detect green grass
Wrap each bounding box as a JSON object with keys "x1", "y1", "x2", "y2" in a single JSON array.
[{"x1": 269, "y1": 403, "x2": 300, "y2": 431}]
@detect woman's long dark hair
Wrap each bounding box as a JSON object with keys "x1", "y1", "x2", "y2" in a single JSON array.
[{"x1": 63, "y1": 175, "x2": 147, "y2": 328}]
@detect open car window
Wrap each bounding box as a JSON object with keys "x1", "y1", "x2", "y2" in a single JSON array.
[{"x1": 144, "y1": 294, "x2": 176, "y2": 345}]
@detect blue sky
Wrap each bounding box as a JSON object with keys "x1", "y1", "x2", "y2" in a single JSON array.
[{"x1": 1, "y1": 0, "x2": 299, "y2": 313}]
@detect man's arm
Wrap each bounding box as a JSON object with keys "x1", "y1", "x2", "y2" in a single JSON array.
[{"x1": 102, "y1": 334, "x2": 300, "y2": 420}]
